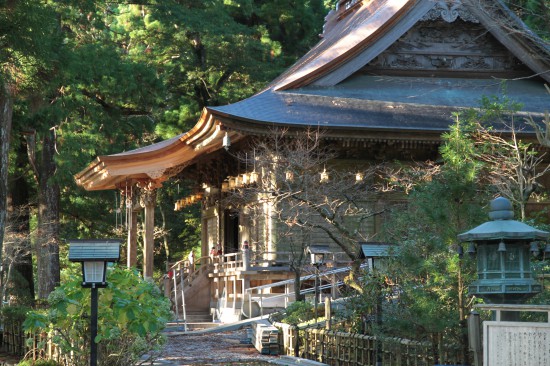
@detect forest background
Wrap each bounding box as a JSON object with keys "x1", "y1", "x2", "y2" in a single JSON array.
[{"x1": 0, "y1": 0, "x2": 549, "y2": 303}]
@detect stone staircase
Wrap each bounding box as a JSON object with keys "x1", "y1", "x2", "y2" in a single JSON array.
[{"x1": 166, "y1": 309, "x2": 220, "y2": 332}]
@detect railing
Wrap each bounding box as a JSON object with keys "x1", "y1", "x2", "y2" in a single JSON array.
[
  {"x1": 212, "y1": 252, "x2": 244, "y2": 272},
  {"x1": 168, "y1": 255, "x2": 213, "y2": 322},
  {"x1": 249, "y1": 251, "x2": 350, "y2": 268},
  {"x1": 273, "y1": 325, "x2": 463, "y2": 366},
  {"x1": 167, "y1": 250, "x2": 355, "y2": 321},
  {"x1": 245, "y1": 263, "x2": 367, "y2": 317}
]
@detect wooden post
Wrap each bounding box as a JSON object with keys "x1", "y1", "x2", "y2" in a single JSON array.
[
  {"x1": 233, "y1": 275, "x2": 237, "y2": 310},
  {"x1": 140, "y1": 188, "x2": 156, "y2": 279},
  {"x1": 325, "y1": 297, "x2": 332, "y2": 330},
  {"x1": 127, "y1": 208, "x2": 138, "y2": 268}
]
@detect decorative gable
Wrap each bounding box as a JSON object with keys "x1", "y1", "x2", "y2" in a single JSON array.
[
  {"x1": 360, "y1": 18, "x2": 530, "y2": 78},
  {"x1": 285, "y1": 0, "x2": 550, "y2": 89}
]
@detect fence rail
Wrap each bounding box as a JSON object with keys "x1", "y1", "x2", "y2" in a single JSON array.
[{"x1": 273, "y1": 323, "x2": 464, "y2": 366}]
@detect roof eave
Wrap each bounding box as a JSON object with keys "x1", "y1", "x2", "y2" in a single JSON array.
[{"x1": 74, "y1": 109, "x2": 232, "y2": 191}]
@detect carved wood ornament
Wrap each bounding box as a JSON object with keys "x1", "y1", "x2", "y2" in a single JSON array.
[{"x1": 363, "y1": 0, "x2": 528, "y2": 76}]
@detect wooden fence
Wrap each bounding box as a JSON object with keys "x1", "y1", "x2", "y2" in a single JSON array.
[
  {"x1": 2, "y1": 320, "x2": 67, "y2": 363},
  {"x1": 274, "y1": 323, "x2": 464, "y2": 366},
  {"x1": 2, "y1": 319, "x2": 25, "y2": 356}
]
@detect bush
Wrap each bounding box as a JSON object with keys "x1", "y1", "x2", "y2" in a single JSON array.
[
  {"x1": 1, "y1": 305, "x2": 31, "y2": 324},
  {"x1": 17, "y1": 360, "x2": 61, "y2": 366},
  {"x1": 280, "y1": 301, "x2": 313, "y2": 325},
  {"x1": 23, "y1": 266, "x2": 172, "y2": 366}
]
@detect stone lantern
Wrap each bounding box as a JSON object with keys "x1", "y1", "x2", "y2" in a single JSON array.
[{"x1": 458, "y1": 197, "x2": 548, "y2": 305}]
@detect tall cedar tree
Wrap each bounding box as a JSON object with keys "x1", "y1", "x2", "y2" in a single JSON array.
[
  {"x1": 378, "y1": 117, "x2": 489, "y2": 364},
  {"x1": 3, "y1": 0, "x2": 331, "y2": 299}
]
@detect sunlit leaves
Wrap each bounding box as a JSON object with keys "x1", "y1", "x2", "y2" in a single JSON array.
[{"x1": 23, "y1": 266, "x2": 171, "y2": 365}]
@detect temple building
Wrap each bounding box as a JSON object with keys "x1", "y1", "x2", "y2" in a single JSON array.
[{"x1": 75, "y1": 0, "x2": 550, "y2": 321}]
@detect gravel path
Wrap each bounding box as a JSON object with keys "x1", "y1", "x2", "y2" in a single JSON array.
[{"x1": 158, "y1": 329, "x2": 280, "y2": 366}]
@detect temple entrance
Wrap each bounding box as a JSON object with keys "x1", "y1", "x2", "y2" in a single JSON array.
[{"x1": 224, "y1": 210, "x2": 239, "y2": 254}]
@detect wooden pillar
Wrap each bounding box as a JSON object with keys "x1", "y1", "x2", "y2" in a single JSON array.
[
  {"x1": 140, "y1": 188, "x2": 156, "y2": 279},
  {"x1": 233, "y1": 275, "x2": 237, "y2": 309},
  {"x1": 224, "y1": 276, "x2": 229, "y2": 307},
  {"x1": 127, "y1": 209, "x2": 138, "y2": 268}
]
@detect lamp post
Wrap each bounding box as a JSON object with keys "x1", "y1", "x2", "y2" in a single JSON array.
[
  {"x1": 458, "y1": 197, "x2": 549, "y2": 320},
  {"x1": 360, "y1": 243, "x2": 395, "y2": 366},
  {"x1": 307, "y1": 245, "x2": 330, "y2": 324},
  {"x1": 68, "y1": 239, "x2": 120, "y2": 366}
]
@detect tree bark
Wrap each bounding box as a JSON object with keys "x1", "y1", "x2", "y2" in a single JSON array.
[
  {"x1": 7, "y1": 140, "x2": 35, "y2": 303},
  {"x1": 0, "y1": 82, "x2": 14, "y2": 268},
  {"x1": 36, "y1": 129, "x2": 60, "y2": 299}
]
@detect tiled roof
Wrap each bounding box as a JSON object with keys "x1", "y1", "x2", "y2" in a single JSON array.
[{"x1": 209, "y1": 76, "x2": 548, "y2": 135}]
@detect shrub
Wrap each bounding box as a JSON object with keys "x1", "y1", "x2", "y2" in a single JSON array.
[
  {"x1": 24, "y1": 266, "x2": 172, "y2": 366},
  {"x1": 280, "y1": 301, "x2": 313, "y2": 325},
  {"x1": 17, "y1": 360, "x2": 61, "y2": 366},
  {"x1": 1, "y1": 305, "x2": 31, "y2": 324}
]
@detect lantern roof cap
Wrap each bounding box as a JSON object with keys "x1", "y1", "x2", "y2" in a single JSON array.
[
  {"x1": 68, "y1": 239, "x2": 121, "y2": 262},
  {"x1": 306, "y1": 245, "x2": 332, "y2": 255},
  {"x1": 360, "y1": 242, "x2": 397, "y2": 258},
  {"x1": 458, "y1": 197, "x2": 549, "y2": 242}
]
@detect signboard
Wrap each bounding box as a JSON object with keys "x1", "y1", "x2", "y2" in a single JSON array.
[{"x1": 484, "y1": 321, "x2": 550, "y2": 366}]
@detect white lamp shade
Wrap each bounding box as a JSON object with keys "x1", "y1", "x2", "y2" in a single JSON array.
[
  {"x1": 83, "y1": 261, "x2": 106, "y2": 284},
  {"x1": 310, "y1": 252, "x2": 325, "y2": 265}
]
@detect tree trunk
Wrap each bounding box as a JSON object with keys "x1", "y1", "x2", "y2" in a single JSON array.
[
  {"x1": 7, "y1": 140, "x2": 35, "y2": 303},
  {"x1": 36, "y1": 129, "x2": 60, "y2": 299},
  {"x1": 292, "y1": 267, "x2": 305, "y2": 302},
  {"x1": 0, "y1": 82, "x2": 14, "y2": 270},
  {"x1": 159, "y1": 204, "x2": 170, "y2": 269}
]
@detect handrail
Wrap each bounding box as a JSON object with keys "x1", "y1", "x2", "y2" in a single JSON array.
[
  {"x1": 168, "y1": 255, "x2": 214, "y2": 322},
  {"x1": 244, "y1": 263, "x2": 369, "y2": 318},
  {"x1": 167, "y1": 250, "x2": 356, "y2": 321},
  {"x1": 249, "y1": 282, "x2": 344, "y2": 301},
  {"x1": 246, "y1": 262, "x2": 368, "y2": 292}
]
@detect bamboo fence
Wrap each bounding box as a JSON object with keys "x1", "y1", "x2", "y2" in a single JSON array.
[{"x1": 274, "y1": 323, "x2": 464, "y2": 366}]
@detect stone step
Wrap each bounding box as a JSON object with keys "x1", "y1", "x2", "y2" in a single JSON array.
[
  {"x1": 164, "y1": 321, "x2": 221, "y2": 333},
  {"x1": 166, "y1": 310, "x2": 220, "y2": 332},
  {"x1": 186, "y1": 314, "x2": 212, "y2": 321}
]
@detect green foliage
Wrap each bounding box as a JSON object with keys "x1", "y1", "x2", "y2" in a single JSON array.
[
  {"x1": 336, "y1": 270, "x2": 390, "y2": 334},
  {"x1": 507, "y1": 0, "x2": 550, "y2": 39},
  {"x1": 440, "y1": 114, "x2": 482, "y2": 181},
  {"x1": 1, "y1": 305, "x2": 31, "y2": 324},
  {"x1": 280, "y1": 300, "x2": 313, "y2": 325},
  {"x1": 376, "y1": 117, "x2": 489, "y2": 346},
  {"x1": 17, "y1": 360, "x2": 61, "y2": 366},
  {"x1": 23, "y1": 266, "x2": 172, "y2": 366}
]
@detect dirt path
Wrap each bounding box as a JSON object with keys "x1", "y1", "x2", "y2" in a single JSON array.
[{"x1": 159, "y1": 329, "x2": 280, "y2": 366}]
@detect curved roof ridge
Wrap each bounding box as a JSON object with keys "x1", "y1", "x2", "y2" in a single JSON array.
[
  {"x1": 464, "y1": 0, "x2": 550, "y2": 83},
  {"x1": 108, "y1": 133, "x2": 185, "y2": 158},
  {"x1": 270, "y1": 0, "x2": 417, "y2": 90},
  {"x1": 269, "y1": 0, "x2": 550, "y2": 90},
  {"x1": 74, "y1": 109, "x2": 225, "y2": 190}
]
